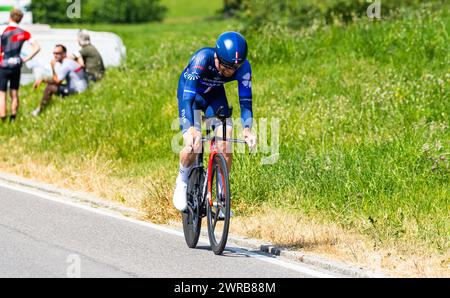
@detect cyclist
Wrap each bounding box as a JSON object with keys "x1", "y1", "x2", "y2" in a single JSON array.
[
  {"x1": 173, "y1": 31, "x2": 257, "y2": 212},
  {"x1": 0, "y1": 9, "x2": 41, "y2": 123}
]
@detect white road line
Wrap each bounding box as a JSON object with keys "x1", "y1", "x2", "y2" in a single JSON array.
[{"x1": 0, "y1": 181, "x2": 338, "y2": 278}]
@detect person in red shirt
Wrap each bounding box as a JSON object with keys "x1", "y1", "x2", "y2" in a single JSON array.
[{"x1": 0, "y1": 9, "x2": 40, "y2": 123}]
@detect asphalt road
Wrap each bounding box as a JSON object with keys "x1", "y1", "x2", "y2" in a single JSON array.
[{"x1": 0, "y1": 183, "x2": 340, "y2": 278}]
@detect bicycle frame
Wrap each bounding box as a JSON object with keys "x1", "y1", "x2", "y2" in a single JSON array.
[
  {"x1": 198, "y1": 120, "x2": 244, "y2": 210},
  {"x1": 206, "y1": 130, "x2": 222, "y2": 208},
  {"x1": 191, "y1": 108, "x2": 247, "y2": 216},
  {"x1": 195, "y1": 124, "x2": 224, "y2": 212}
]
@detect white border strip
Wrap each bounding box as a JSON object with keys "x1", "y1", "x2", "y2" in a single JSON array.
[{"x1": 0, "y1": 181, "x2": 337, "y2": 278}]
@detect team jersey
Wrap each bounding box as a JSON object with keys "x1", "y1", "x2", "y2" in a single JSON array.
[
  {"x1": 179, "y1": 47, "x2": 253, "y2": 129},
  {"x1": 0, "y1": 22, "x2": 33, "y2": 69}
]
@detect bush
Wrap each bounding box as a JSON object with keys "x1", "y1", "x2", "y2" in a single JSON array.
[
  {"x1": 29, "y1": 0, "x2": 167, "y2": 24},
  {"x1": 223, "y1": 0, "x2": 242, "y2": 17},
  {"x1": 225, "y1": 0, "x2": 441, "y2": 29}
]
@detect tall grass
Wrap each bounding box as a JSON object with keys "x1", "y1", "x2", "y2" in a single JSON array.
[
  {"x1": 0, "y1": 2, "x2": 448, "y2": 253},
  {"x1": 162, "y1": 0, "x2": 222, "y2": 21}
]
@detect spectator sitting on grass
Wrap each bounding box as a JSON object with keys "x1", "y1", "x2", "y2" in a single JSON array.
[
  {"x1": 32, "y1": 44, "x2": 88, "y2": 116},
  {"x1": 71, "y1": 30, "x2": 105, "y2": 83}
]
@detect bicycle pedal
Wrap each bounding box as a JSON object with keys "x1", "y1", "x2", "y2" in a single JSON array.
[
  {"x1": 211, "y1": 211, "x2": 223, "y2": 221},
  {"x1": 220, "y1": 210, "x2": 234, "y2": 219}
]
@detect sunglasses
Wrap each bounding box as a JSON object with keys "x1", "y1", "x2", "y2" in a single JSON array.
[
  {"x1": 218, "y1": 56, "x2": 243, "y2": 71},
  {"x1": 53, "y1": 52, "x2": 64, "y2": 55}
]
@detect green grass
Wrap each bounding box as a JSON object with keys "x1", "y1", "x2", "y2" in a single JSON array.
[
  {"x1": 0, "y1": 2, "x2": 448, "y2": 253},
  {"x1": 162, "y1": 0, "x2": 222, "y2": 21}
]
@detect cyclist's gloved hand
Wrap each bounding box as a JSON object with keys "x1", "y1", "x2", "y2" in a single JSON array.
[
  {"x1": 184, "y1": 127, "x2": 202, "y2": 154},
  {"x1": 243, "y1": 128, "x2": 257, "y2": 151}
]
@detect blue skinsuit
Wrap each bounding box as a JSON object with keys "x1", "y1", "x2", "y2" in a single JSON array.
[{"x1": 177, "y1": 47, "x2": 253, "y2": 133}]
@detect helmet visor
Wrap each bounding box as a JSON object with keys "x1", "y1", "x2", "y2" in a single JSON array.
[{"x1": 218, "y1": 56, "x2": 243, "y2": 71}]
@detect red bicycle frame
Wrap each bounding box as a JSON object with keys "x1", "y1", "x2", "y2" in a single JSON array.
[
  {"x1": 206, "y1": 137, "x2": 226, "y2": 207},
  {"x1": 202, "y1": 107, "x2": 246, "y2": 208}
]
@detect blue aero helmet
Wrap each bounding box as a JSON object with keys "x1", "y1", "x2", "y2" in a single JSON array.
[{"x1": 215, "y1": 31, "x2": 248, "y2": 70}]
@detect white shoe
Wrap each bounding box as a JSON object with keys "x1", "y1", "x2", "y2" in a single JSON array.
[
  {"x1": 31, "y1": 108, "x2": 41, "y2": 117},
  {"x1": 218, "y1": 209, "x2": 234, "y2": 220},
  {"x1": 173, "y1": 179, "x2": 188, "y2": 212}
]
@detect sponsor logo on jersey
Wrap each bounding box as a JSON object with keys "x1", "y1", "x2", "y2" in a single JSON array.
[
  {"x1": 193, "y1": 65, "x2": 205, "y2": 71},
  {"x1": 11, "y1": 32, "x2": 30, "y2": 42},
  {"x1": 203, "y1": 77, "x2": 225, "y2": 85},
  {"x1": 200, "y1": 81, "x2": 221, "y2": 88},
  {"x1": 184, "y1": 70, "x2": 200, "y2": 81},
  {"x1": 241, "y1": 72, "x2": 252, "y2": 88}
]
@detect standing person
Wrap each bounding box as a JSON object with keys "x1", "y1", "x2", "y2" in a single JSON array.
[
  {"x1": 0, "y1": 9, "x2": 40, "y2": 123},
  {"x1": 172, "y1": 31, "x2": 257, "y2": 212},
  {"x1": 72, "y1": 30, "x2": 105, "y2": 82},
  {"x1": 32, "y1": 44, "x2": 88, "y2": 116}
]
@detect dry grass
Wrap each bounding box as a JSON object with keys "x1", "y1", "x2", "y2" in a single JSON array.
[
  {"x1": 0, "y1": 146, "x2": 179, "y2": 222},
  {"x1": 0, "y1": 150, "x2": 448, "y2": 277},
  {"x1": 231, "y1": 207, "x2": 450, "y2": 278}
]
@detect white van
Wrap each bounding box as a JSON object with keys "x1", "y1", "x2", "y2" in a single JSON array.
[{"x1": 19, "y1": 25, "x2": 127, "y2": 85}]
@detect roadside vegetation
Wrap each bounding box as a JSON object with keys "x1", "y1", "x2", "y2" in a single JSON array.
[
  {"x1": 30, "y1": 0, "x2": 167, "y2": 23},
  {"x1": 0, "y1": 0, "x2": 448, "y2": 276}
]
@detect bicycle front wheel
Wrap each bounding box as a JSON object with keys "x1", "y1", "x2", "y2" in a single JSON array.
[
  {"x1": 206, "y1": 153, "x2": 231, "y2": 255},
  {"x1": 182, "y1": 167, "x2": 203, "y2": 248}
]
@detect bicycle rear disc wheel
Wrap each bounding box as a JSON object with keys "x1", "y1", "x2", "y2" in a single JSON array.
[
  {"x1": 206, "y1": 154, "x2": 231, "y2": 255},
  {"x1": 182, "y1": 168, "x2": 203, "y2": 248}
]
